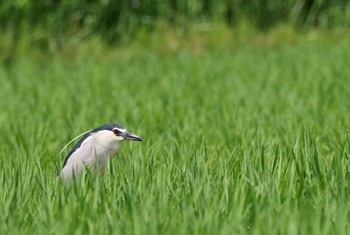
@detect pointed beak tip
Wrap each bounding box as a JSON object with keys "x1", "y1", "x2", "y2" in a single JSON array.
[
  {"x1": 124, "y1": 132, "x2": 144, "y2": 142},
  {"x1": 134, "y1": 137, "x2": 144, "y2": 142},
  {"x1": 131, "y1": 136, "x2": 144, "y2": 142}
]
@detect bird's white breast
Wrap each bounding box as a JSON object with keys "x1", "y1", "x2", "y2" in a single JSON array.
[{"x1": 61, "y1": 130, "x2": 122, "y2": 183}]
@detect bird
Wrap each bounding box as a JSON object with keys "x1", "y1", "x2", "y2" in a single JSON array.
[{"x1": 60, "y1": 123, "x2": 143, "y2": 183}]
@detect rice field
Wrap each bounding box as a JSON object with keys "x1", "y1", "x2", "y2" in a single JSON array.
[{"x1": 0, "y1": 36, "x2": 350, "y2": 234}]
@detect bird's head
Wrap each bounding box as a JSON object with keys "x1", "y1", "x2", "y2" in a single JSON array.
[{"x1": 110, "y1": 126, "x2": 143, "y2": 142}]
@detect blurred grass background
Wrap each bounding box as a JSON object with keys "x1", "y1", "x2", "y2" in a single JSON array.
[{"x1": 1, "y1": 0, "x2": 350, "y2": 61}]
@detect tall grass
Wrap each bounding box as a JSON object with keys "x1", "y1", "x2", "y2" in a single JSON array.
[{"x1": 0, "y1": 37, "x2": 350, "y2": 234}]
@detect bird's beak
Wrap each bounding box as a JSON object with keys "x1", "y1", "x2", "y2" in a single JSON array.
[{"x1": 122, "y1": 132, "x2": 144, "y2": 142}]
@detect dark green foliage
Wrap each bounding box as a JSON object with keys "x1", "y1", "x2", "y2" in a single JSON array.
[{"x1": 0, "y1": 0, "x2": 349, "y2": 45}]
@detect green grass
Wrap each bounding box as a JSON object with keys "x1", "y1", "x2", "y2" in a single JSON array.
[{"x1": 1, "y1": 35, "x2": 350, "y2": 235}]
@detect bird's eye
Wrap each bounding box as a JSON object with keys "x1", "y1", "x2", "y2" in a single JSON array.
[{"x1": 113, "y1": 129, "x2": 120, "y2": 135}]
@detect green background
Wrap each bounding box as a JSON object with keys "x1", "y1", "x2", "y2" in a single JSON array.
[{"x1": 1, "y1": 1, "x2": 350, "y2": 234}]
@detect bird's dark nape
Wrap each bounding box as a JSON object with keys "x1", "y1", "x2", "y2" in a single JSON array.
[{"x1": 91, "y1": 123, "x2": 125, "y2": 132}]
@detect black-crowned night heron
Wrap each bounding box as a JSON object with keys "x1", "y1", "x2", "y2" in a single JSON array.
[{"x1": 60, "y1": 123, "x2": 143, "y2": 183}]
